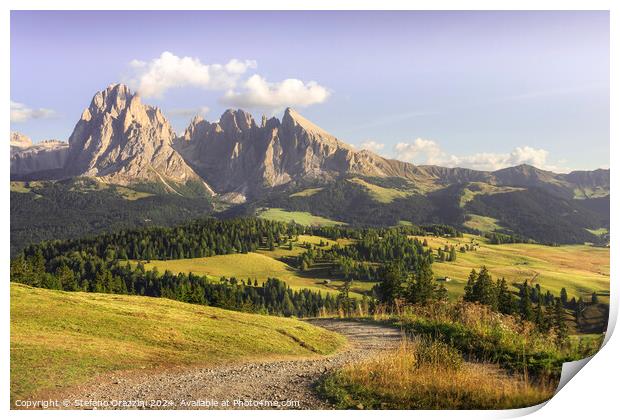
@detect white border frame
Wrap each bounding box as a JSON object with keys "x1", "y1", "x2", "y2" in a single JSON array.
[{"x1": 2, "y1": 1, "x2": 616, "y2": 419}]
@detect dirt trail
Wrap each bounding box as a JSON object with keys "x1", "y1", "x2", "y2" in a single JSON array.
[{"x1": 58, "y1": 319, "x2": 403, "y2": 410}]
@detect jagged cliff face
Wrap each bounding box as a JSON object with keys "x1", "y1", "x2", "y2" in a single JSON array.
[
  {"x1": 10, "y1": 132, "x2": 69, "y2": 176},
  {"x1": 9, "y1": 85, "x2": 610, "y2": 200},
  {"x1": 10, "y1": 132, "x2": 33, "y2": 153},
  {"x1": 11, "y1": 140, "x2": 69, "y2": 176},
  {"x1": 176, "y1": 107, "x2": 420, "y2": 196},
  {"x1": 65, "y1": 84, "x2": 206, "y2": 192}
]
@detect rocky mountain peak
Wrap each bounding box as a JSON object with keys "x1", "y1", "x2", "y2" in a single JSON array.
[
  {"x1": 89, "y1": 83, "x2": 134, "y2": 116},
  {"x1": 176, "y1": 107, "x2": 400, "y2": 196},
  {"x1": 10, "y1": 132, "x2": 33, "y2": 149},
  {"x1": 62, "y1": 84, "x2": 209, "y2": 194},
  {"x1": 219, "y1": 109, "x2": 256, "y2": 132},
  {"x1": 282, "y1": 108, "x2": 331, "y2": 136}
]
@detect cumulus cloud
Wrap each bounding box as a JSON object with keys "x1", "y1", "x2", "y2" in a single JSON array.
[
  {"x1": 167, "y1": 106, "x2": 210, "y2": 118},
  {"x1": 127, "y1": 51, "x2": 256, "y2": 98},
  {"x1": 221, "y1": 75, "x2": 330, "y2": 111},
  {"x1": 359, "y1": 140, "x2": 385, "y2": 153},
  {"x1": 393, "y1": 139, "x2": 563, "y2": 171},
  {"x1": 394, "y1": 138, "x2": 444, "y2": 164},
  {"x1": 10, "y1": 100, "x2": 55, "y2": 123}
]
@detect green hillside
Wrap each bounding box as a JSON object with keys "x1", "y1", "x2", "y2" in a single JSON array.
[
  {"x1": 414, "y1": 234, "x2": 609, "y2": 300},
  {"x1": 257, "y1": 207, "x2": 346, "y2": 226},
  {"x1": 10, "y1": 283, "x2": 345, "y2": 404}
]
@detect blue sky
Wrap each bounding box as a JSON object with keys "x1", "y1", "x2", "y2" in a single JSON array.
[{"x1": 10, "y1": 11, "x2": 609, "y2": 172}]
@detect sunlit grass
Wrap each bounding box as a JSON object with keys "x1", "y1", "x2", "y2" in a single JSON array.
[
  {"x1": 10, "y1": 283, "x2": 345, "y2": 404},
  {"x1": 256, "y1": 207, "x2": 345, "y2": 226},
  {"x1": 320, "y1": 338, "x2": 554, "y2": 409}
]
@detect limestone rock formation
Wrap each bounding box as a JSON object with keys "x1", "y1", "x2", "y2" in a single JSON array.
[
  {"x1": 10, "y1": 132, "x2": 69, "y2": 177},
  {"x1": 64, "y1": 83, "x2": 209, "y2": 194},
  {"x1": 9, "y1": 87, "x2": 609, "y2": 201},
  {"x1": 176, "y1": 107, "x2": 425, "y2": 196},
  {"x1": 10, "y1": 132, "x2": 33, "y2": 153}
]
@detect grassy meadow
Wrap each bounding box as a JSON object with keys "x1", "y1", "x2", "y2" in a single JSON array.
[
  {"x1": 462, "y1": 214, "x2": 503, "y2": 232},
  {"x1": 135, "y1": 233, "x2": 369, "y2": 297},
  {"x1": 136, "y1": 229, "x2": 608, "y2": 306},
  {"x1": 289, "y1": 187, "x2": 324, "y2": 197},
  {"x1": 256, "y1": 207, "x2": 345, "y2": 226},
  {"x1": 10, "y1": 283, "x2": 345, "y2": 404},
  {"x1": 130, "y1": 223, "x2": 609, "y2": 313},
  {"x1": 347, "y1": 178, "x2": 412, "y2": 203},
  {"x1": 413, "y1": 234, "x2": 609, "y2": 301},
  {"x1": 137, "y1": 252, "x2": 366, "y2": 298}
]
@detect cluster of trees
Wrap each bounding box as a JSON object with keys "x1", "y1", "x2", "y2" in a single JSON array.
[
  {"x1": 23, "y1": 218, "x2": 311, "y2": 263},
  {"x1": 463, "y1": 267, "x2": 570, "y2": 343},
  {"x1": 373, "y1": 260, "x2": 448, "y2": 308},
  {"x1": 10, "y1": 251, "x2": 354, "y2": 318},
  {"x1": 436, "y1": 245, "x2": 457, "y2": 262},
  {"x1": 10, "y1": 179, "x2": 215, "y2": 255},
  {"x1": 11, "y1": 218, "x2": 467, "y2": 320},
  {"x1": 295, "y1": 230, "x2": 433, "y2": 281},
  {"x1": 307, "y1": 223, "x2": 460, "y2": 242},
  {"x1": 485, "y1": 232, "x2": 530, "y2": 245}
]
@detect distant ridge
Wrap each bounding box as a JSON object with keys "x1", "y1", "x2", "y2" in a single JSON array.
[{"x1": 10, "y1": 83, "x2": 609, "y2": 202}]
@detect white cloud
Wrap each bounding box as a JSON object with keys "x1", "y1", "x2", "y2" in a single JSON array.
[
  {"x1": 167, "y1": 106, "x2": 210, "y2": 118},
  {"x1": 393, "y1": 139, "x2": 565, "y2": 172},
  {"x1": 394, "y1": 138, "x2": 444, "y2": 164},
  {"x1": 359, "y1": 140, "x2": 385, "y2": 153},
  {"x1": 221, "y1": 74, "x2": 330, "y2": 111},
  {"x1": 127, "y1": 52, "x2": 256, "y2": 98},
  {"x1": 10, "y1": 100, "x2": 55, "y2": 123}
]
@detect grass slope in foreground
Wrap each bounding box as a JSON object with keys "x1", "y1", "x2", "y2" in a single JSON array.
[{"x1": 10, "y1": 283, "x2": 345, "y2": 404}]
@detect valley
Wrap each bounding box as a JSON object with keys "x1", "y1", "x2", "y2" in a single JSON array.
[
  {"x1": 10, "y1": 214, "x2": 609, "y2": 409},
  {"x1": 9, "y1": 9, "x2": 611, "y2": 412},
  {"x1": 133, "y1": 227, "x2": 609, "y2": 306},
  {"x1": 8, "y1": 83, "x2": 610, "y2": 410}
]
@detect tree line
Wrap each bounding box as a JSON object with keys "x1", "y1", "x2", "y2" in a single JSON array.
[
  {"x1": 296, "y1": 230, "x2": 433, "y2": 282},
  {"x1": 462, "y1": 267, "x2": 579, "y2": 344},
  {"x1": 10, "y1": 251, "x2": 354, "y2": 318}
]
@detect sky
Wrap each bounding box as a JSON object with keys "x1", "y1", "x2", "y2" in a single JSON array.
[{"x1": 10, "y1": 11, "x2": 609, "y2": 172}]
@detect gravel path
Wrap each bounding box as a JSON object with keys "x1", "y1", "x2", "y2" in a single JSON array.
[{"x1": 58, "y1": 319, "x2": 403, "y2": 410}]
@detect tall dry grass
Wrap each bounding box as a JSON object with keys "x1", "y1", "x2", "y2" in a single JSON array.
[
  {"x1": 322, "y1": 338, "x2": 555, "y2": 409},
  {"x1": 384, "y1": 301, "x2": 575, "y2": 377}
]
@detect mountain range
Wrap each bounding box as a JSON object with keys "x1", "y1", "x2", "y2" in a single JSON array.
[{"x1": 10, "y1": 83, "x2": 610, "y2": 245}]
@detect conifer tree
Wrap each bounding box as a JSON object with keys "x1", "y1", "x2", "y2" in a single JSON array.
[
  {"x1": 560, "y1": 287, "x2": 568, "y2": 307},
  {"x1": 375, "y1": 263, "x2": 404, "y2": 309},
  {"x1": 472, "y1": 266, "x2": 497, "y2": 310},
  {"x1": 497, "y1": 278, "x2": 514, "y2": 315},
  {"x1": 449, "y1": 246, "x2": 457, "y2": 262},
  {"x1": 519, "y1": 280, "x2": 534, "y2": 321},
  {"x1": 534, "y1": 301, "x2": 546, "y2": 331},
  {"x1": 464, "y1": 269, "x2": 476, "y2": 301},
  {"x1": 553, "y1": 298, "x2": 568, "y2": 345},
  {"x1": 406, "y1": 260, "x2": 435, "y2": 304}
]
